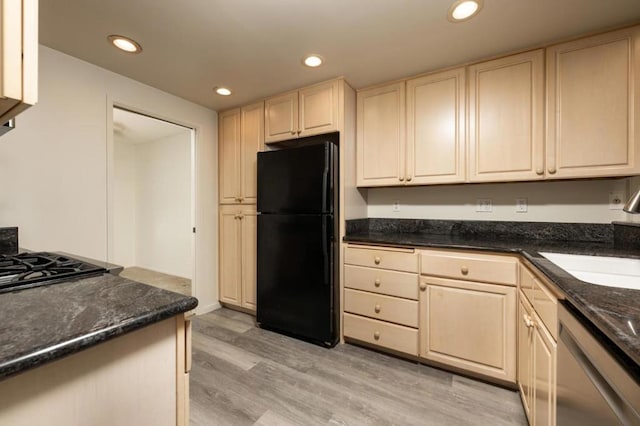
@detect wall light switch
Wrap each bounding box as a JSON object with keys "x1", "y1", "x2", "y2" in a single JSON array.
[
  {"x1": 516, "y1": 198, "x2": 528, "y2": 213},
  {"x1": 476, "y1": 199, "x2": 492, "y2": 213},
  {"x1": 392, "y1": 200, "x2": 400, "y2": 212},
  {"x1": 609, "y1": 192, "x2": 624, "y2": 210}
]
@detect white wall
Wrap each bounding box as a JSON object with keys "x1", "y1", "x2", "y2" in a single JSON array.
[
  {"x1": 135, "y1": 132, "x2": 192, "y2": 278},
  {"x1": 367, "y1": 178, "x2": 636, "y2": 223},
  {"x1": 0, "y1": 46, "x2": 218, "y2": 313},
  {"x1": 113, "y1": 140, "x2": 137, "y2": 267}
]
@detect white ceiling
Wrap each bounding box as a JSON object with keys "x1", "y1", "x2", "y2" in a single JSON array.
[
  {"x1": 113, "y1": 108, "x2": 189, "y2": 145},
  {"x1": 40, "y1": 0, "x2": 640, "y2": 112}
]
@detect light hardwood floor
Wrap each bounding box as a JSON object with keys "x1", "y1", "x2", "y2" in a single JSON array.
[
  {"x1": 119, "y1": 267, "x2": 191, "y2": 296},
  {"x1": 190, "y1": 308, "x2": 527, "y2": 426}
]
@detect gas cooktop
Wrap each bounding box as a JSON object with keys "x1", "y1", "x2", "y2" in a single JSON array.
[{"x1": 0, "y1": 252, "x2": 106, "y2": 293}]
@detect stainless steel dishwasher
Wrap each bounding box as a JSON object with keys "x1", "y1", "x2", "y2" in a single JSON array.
[{"x1": 557, "y1": 303, "x2": 640, "y2": 425}]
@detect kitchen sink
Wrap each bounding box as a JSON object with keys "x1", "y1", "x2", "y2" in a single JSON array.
[{"x1": 539, "y1": 252, "x2": 640, "y2": 290}]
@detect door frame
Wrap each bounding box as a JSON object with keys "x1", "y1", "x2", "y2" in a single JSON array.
[{"x1": 106, "y1": 97, "x2": 198, "y2": 299}]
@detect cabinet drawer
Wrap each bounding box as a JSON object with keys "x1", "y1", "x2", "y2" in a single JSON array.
[
  {"x1": 344, "y1": 288, "x2": 418, "y2": 327},
  {"x1": 344, "y1": 313, "x2": 418, "y2": 356},
  {"x1": 344, "y1": 265, "x2": 418, "y2": 300},
  {"x1": 420, "y1": 249, "x2": 517, "y2": 285},
  {"x1": 345, "y1": 246, "x2": 418, "y2": 273}
]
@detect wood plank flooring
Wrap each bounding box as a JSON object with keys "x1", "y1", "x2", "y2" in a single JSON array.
[
  {"x1": 190, "y1": 308, "x2": 527, "y2": 426},
  {"x1": 120, "y1": 267, "x2": 191, "y2": 296}
]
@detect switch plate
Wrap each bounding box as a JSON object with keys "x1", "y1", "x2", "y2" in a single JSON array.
[
  {"x1": 476, "y1": 199, "x2": 492, "y2": 212},
  {"x1": 392, "y1": 200, "x2": 400, "y2": 212},
  {"x1": 609, "y1": 192, "x2": 624, "y2": 210},
  {"x1": 516, "y1": 198, "x2": 528, "y2": 213}
]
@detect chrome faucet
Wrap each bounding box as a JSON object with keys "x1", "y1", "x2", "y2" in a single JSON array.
[{"x1": 623, "y1": 188, "x2": 640, "y2": 213}]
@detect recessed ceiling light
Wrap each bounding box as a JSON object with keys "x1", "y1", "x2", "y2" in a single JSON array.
[
  {"x1": 108, "y1": 35, "x2": 142, "y2": 53},
  {"x1": 303, "y1": 55, "x2": 323, "y2": 68},
  {"x1": 214, "y1": 87, "x2": 232, "y2": 96},
  {"x1": 448, "y1": 0, "x2": 483, "y2": 22}
]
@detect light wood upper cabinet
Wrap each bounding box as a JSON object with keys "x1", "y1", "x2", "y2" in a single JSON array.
[
  {"x1": 240, "y1": 102, "x2": 264, "y2": 204},
  {"x1": 468, "y1": 49, "x2": 545, "y2": 182},
  {"x1": 0, "y1": 0, "x2": 38, "y2": 123},
  {"x1": 299, "y1": 80, "x2": 339, "y2": 137},
  {"x1": 218, "y1": 109, "x2": 241, "y2": 204},
  {"x1": 219, "y1": 102, "x2": 264, "y2": 204},
  {"x1": 356, "y1": 82, "x2": 406, "y2": 186},
  {"x1": 546, "y1": 26, "x2": 640, "y2": 178},
  {"x1": 407, "y1": 68, "x2": 466, "y2": 184},
  {"x1": 264, "y1": 91, "x2": 298, "y2": 142},
  {"x1": 219, "y1": 205, "x2": 257, "y2": 312},
  {"x1": 265, "y1": 80, "x2": 339, "y2": 143}
]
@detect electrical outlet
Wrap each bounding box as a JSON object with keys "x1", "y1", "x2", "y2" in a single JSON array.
[
  {"x1": 392, "y1": 200, "x2": 400, "y2": 212},
  {"x1": 609, "y1": 192, "x2": 624, "y2": 210},
  {"x1": 516, "y1": 198, "x2": 528, "y2": 213},
  {"x1": 476, "y1": 198, "x2": 492, "y2": 213}
]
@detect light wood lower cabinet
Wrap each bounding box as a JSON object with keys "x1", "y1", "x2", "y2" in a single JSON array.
[
  {"x1": 519, "y1": 264, "x2": 558, "y2": 426},
  {"x1": 419, "y1": 276, "x2": 517, "y2": 383},
  {"x1": 219, "y1": 205, "x2": 257, "y2": 312},
  {"x1": 343, "y1": 313, "x2": 418, "y2": 356},
  {"x1": 0, "y1": 315, "x2": 191, "y2": 426},
  {"x1": 519, "y1": 291, "x2": 557, "y2": 426},
  {"x1": 343, "y1": 245, "x2": 419, "y2": 355}
]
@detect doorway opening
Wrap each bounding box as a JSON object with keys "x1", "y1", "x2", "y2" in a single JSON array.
[{"x1": 109, "y1": 107, "x2": 194, "y2": 296}]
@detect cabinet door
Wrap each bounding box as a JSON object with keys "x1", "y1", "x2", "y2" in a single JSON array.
[
  {"x1": 264, "y1": 91, "x2": 298, "y2": 143},
  {"x1": 0, "y1": 0, "x2": 37, "y2": 122},
  {"x1": 419, "y1": 276, "x2": 517, "y2": 382},
  {"x1": 240, "y1": 102, "x2": 264, "y2": 204},
  {"x1": 533, "y1": 315, "x2": 557, "y2": 426},
  {"x1": 407, "y1": 68, "x2": 465, "y2": 184},
  {"x1": 240, "y1": 206, "x2": 257, "y2": 311},
  {"x1": 299, "y1": 80, "x2": 339, "y2": 138},
  {"x1": 218, "y1": 109, "x2": 241, "y2": 204},
  {"x1": 518, "y1": 294, "x2": 534, "y2": 422},
  {"x1": 357, "y1": 82, "x2": 406, "y2": 187},
  {"x1": 468, "y1": 50, "x2": 545, "y2": 182},
  {"x1": 546, "y1": 27, "x2": 640, "y2": 179},
  {"x1": 219, "y1": 206, "x2": 241, "y2": 306}
]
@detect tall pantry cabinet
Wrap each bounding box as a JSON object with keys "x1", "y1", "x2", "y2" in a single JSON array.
[{"x1": 218, "y1": 102, "x2": 264, "y2": 312}]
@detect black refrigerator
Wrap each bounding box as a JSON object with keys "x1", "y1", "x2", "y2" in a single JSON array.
[{"x1": 256, "y1": 133, "x2": 339, "y2": 347}]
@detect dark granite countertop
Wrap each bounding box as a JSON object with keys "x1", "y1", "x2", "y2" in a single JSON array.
[
  {"x1": 344, "y1": 220, "x2": 640, "y2": 382},
  {"x1": 0, "y1": 273, "x2": 198, "y2": 380}
]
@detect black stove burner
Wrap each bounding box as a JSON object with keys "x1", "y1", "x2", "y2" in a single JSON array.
[{"x1": 0, "y1": 252, "x2": 107, "y2": 293}]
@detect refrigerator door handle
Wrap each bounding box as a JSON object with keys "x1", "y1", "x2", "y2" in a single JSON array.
[
  {"x1": 322, "y1": 146, "x2": 331, "y2": 213},
  {"x1": 322, "y1": 216, "x2": 330, "y2": 286}
]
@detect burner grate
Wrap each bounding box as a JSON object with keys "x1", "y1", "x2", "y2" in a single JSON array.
[{"x1": 0, "y1": 252, "x2": 106, "y2": 293}]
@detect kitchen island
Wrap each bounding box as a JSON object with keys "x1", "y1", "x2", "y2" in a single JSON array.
[{"x1": 0, "y1": 273, "x2": 197, "y2": 425}]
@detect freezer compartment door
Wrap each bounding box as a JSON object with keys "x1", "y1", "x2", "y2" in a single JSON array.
[
  {"x1": 257, "y1": 141, "x2": 336, "y2": 214},
  {"x1": 257, "y1": 213, "x2": 335, "y2": 344}
]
